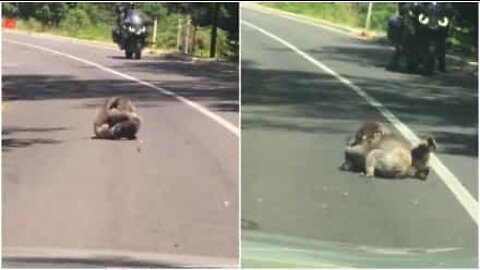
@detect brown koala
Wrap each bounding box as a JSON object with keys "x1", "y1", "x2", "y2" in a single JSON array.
[
  {"x1": 340, "y1": 122, "x2": 391, "y2": 171},
  {"x1": 344, "y1": 134, "x2": 437, "y2": 180},
  {"x1": 410, "y1": 138, "x2": 438, "y2": 180},
  {"x1": 93, "y1": 96, "x2": 142, "y2": 140},
  {"x1": 348, "y1": 121, "x2": 391, "y2": 146}
]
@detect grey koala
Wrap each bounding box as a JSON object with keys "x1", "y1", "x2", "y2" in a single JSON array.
[
  {"x1": 341, "y1": 122, "x2": 391, "y2": 171},
  {"x1": 344, "y1": 134, "x2": 437, "y2": 180},
  {"x1": 347, "y1": 121, "x2": 391, "y2": 146},
  {"x1": 93, "y1": 96, "x2": 142, "y2": 140}
]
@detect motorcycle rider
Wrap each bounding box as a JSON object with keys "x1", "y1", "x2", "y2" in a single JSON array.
[
  {"x1": 116, "y1": 2, "x2": 134, "y2": 24},
  {"x1": 386, "y1": 3, "x2": 423, "y2": 72},
  {"x1": 388, "y1": 3, "x2": 420, "y2": 41},
  {"x1": 112, "y1": 2, "x2": 135, "y2": 47},
  {"x1": 111, "y1": 2, "x2": 149, "y2": 59}
]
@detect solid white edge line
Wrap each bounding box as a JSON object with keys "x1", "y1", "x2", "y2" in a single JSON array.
[
  {"x1": 4, "y1": 38, "x2": 239, "y2": 137},
  {"x1": 243, "y1": 3, "x2": 360, "y2": 39},
  {"x1": 4, "y1": 29, "x2": 118, "y2": 52},
  {"x1": 242, "y1": 20, "x2": 478, "y2": 225}
]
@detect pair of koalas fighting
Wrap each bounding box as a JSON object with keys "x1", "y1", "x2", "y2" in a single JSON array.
[
  {"x1": 93, "y1": 96, "x2": 141, "y2": 140},
  {"x1": 340, "y1": 122, "x2": 437, "y2": 180}
]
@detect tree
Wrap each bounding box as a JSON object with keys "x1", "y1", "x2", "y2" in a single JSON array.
[
  {"x1": 34, "y1": 3, "x2": 52, "y2": 25},
  {"x1": 452, "y1": 3, "x2": 478, "y2": 46},
  {"x1": 210, "y1": 3, "x2": 220, "y2": 58},
  {"x1": 3, "y1": 3, "x2": 19, "y2": 18},
  {"x1": 218, "y1": 3, "x2": 239, "y2": 60},
  {"x1": 136, "y1": 3, "x2": 168, "y2": 21},
  {"x1": 49, "y1": 3, "x2": 68, "y2": 26}
]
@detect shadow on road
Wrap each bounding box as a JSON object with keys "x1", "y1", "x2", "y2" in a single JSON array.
[
  {"x1": 268, "y1": 44, "x2": 476, "y2": 76},
  {"x1": 2, "y1": 257, "x2": 177, "y2": 268},
  {"x1": 110, "y1": 56, "x2": 238, "y2": 83},
  {"x1": 314, "y1": 45, "x2": 476, "y2": 75},
  {"x1": 109, "y1": 56, "x2": 239, "y2": 112},
  {"x1": 242, "y1": 59, "x2": 478, "y2": 157},
  {"x1": 2, "y1": 127, "x2": 67, "y2": 152},
  {"x1": 3, "y1": 74, "x2": 238, "y2": 113},
  {"x1": 108, "y1": 55, "x2": 131, "y2": 60}
]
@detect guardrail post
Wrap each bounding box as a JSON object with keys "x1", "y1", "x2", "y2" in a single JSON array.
[
  {"x1": 365, "y1": 2, "x2": 373, "y2": 31},
  {"x1": 185, "y1": 15, "x2": 191, "y2": 54},
  {"x1": 177, "y1": 17, "x2": 182, "y2": 52},
  {"x1": 150, "y1": 17, "x2": 157, "y2": 54}
]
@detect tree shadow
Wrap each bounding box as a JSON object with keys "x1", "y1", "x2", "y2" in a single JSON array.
[
  {"x1": 241, "y1": 58, "x2": 477, "y2": 157},
  {"x1": 307, "y1": 44, "x2": 477, "y2": 76},
  {"x1": 2, "y1": 126, "x2": 67, "y2": 153},
  {"x1": 2, "y1": 138, "x2": 62, "y2": 153},
  {"x1": 110, "y1": 56, "x2": 238, "y2": 83},
  {"x1": 2, "y1": 127, "x2": 69, "y2": 136},
  {"x1": 107, "y1": 55, "x2": 240, "y2": 112},
  {"x1": 2, "y1": 257, "x2": 177, "y2": 268},
  {"x1": 3, "y1": 74, "x2": 238, "y2": 113},
  {"x1": 430, "y1": 131, "x2": 478, "y2": 156},
  {"x1": 2, "y1": 75, "x2": 163, "y2": 101}
]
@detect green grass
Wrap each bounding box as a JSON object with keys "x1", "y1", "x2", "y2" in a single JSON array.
[
  {"x1": 14, "y1": 17, "x2": 234, "y2": 60},
  {"x1": 16, "y1": 18, "x2": 113, "y2": 43},
  {"x1": 262, "y1": 2, "x2": 397, "y2": 32}
]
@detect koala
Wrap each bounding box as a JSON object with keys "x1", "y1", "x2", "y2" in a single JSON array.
[
  {"x1": 341, "y1": 122, "x2": 391, "y2": 171},
  {"x1": 410, "y1": 137, "x2": 438, "y2": 180},
  {"x1": 344, "y1": 134, "x2": 437, "y2": 180},
  {"x1": 93, "y1": 96, "x2": 142, "y2": 140},
  {"x1": 348, "y1": 122, "x2": 391, "y2": 146}
]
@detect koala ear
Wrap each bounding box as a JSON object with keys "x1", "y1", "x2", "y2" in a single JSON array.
[{"x1": 426, "y1": 137, "x2": 437, "y2": 151}]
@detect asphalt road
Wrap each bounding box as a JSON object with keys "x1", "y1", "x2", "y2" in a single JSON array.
[
  {"x1": 2, "y1": 31, "x2": 238, "y2": 266},
  {"x1": 241, "y1": 6, "x2": 478, "y2": 267}
]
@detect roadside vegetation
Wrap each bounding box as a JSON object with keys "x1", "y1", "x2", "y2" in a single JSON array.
[
  {"x1": 2, "y1": 3, "x2": 239, "y2": 61},
  {"x1": 262, "y1": 2, "x2": 477, "y2": 61}
]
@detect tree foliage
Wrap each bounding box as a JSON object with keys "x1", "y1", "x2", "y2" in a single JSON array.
[
  {"x1": 3, "y1": 2, "x2": 239, "y2": 59},
  {"x1": 3, "y1": 3, "x2": 19, "y2": 18}
]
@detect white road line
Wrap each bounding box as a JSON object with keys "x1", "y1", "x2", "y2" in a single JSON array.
[
  {"x1": 5, "y1": 39, "x2": 239, "y2": 137},
  {"x1": 242, "y1": 20, "x2": 479, "y2": 225},
  {"x1": 5, "y1": 29, "x2": 118, "y2": 52},
  {"x1": 243, "y1": 4, "x2": 360, "y2": 39}
]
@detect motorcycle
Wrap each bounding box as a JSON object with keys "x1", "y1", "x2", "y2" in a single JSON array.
[
  {"x1": 387, "y1": 3, "x2": 453, "y2": 75},
  {"x1": 112, "y1": 8, "x2": 148, "y2": 59}
]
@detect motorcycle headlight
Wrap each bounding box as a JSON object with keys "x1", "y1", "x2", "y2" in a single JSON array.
[
  {"x1": 135, "y1": 26, "x2": 146, "y2": 35},
  {"x1": 438, "y1": 17, "x2": 449, "y2": 27},
  {"x1": 418, "y1": 13, "x2": 429, "y2": 25}
]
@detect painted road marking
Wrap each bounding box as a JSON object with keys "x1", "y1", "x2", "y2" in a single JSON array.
[
  {"x1": 4, "y1": 29, "x2": 118, "y2": 51},
  {"x1": 5, "y1": 39, "x2": 239, "y2": 137},
  {"x1": 243, "y1": 4, "x2": 361, "y2": 39},
  {"x1": 242, "y1": 20, "x2": 478, "y2": 224}
]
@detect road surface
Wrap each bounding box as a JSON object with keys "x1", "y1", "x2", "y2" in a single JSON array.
[
  {"x1": 2, "y1": 31, "x2": 238, "y2": 267},
  {"x1": 241, "y1": 6, "x2": 477, "y2": 268}
]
